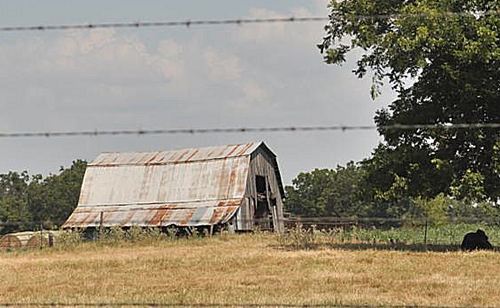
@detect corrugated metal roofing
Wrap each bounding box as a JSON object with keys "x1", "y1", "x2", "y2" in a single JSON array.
[
  {"x1": 64, "y1": 142, "x2": 275, "y2": 228},
  {"x1": 64, "y1": 200, "x2": 240, "y2": 228},
  {"x1": 89, "y1": 142, "x2": 262, "y2": 166}
]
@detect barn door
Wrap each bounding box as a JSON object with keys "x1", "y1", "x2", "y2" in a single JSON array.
[{"x1": 254, "y1": 175, "x2": 277, "y2": 231}]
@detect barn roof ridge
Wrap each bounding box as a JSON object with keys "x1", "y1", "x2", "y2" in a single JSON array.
[{"x1": 89, "y1": 141, "x2": 269, "y2": 167}]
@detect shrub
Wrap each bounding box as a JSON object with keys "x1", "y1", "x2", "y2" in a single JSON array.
[{"x1": 277, "y1": 224, "x2": 318, "y2": 250}]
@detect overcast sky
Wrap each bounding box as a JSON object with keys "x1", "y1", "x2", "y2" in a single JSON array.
[{"x1": 0, "y1": 0, "x2": 396, "y2": 184}]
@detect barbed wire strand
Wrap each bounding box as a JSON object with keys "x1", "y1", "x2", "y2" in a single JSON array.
[
  {"x1": 0, "y1": 10, "x2": 498, "y2": 33},
  {"x1": 0, "y1": 123, "x2": 499, "y2": 139},
  {"x1": 0, "y1": 17, "x2": 327, "y2": 32}
]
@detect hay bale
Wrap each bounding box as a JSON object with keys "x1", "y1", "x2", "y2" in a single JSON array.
[
  {"x1": 0, "y1": 232, "x2": 35, "y2": 249},
  {"x1": 26, "y1": 231, "x2": 60, "y2": 248}
]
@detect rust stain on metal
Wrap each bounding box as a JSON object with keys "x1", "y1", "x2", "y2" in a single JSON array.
[
  {"x1": 236, "y1": 143, "x2": 254, "y2": 156},
  {"x1": 121, "y1": 210, "x2": 135, "y2": 226},
  {"x1": 81, "y1": 211, "x2": 99, "y2": 225},
  {"x1": 222, "y1": 207, "x2": 237, "y2": 221},
  {"x1": 160, "y1": 209, "x2": 172, "y2": 224},
  {"x1": 144, "y1": 152, "x2": 161, "y2": 165},
  {"x1": 216, "y1": 158, "x2": 228, "y2": 199},
  {"x1": 175, "y1": 150, "x2": 190, "y2": 162},
  {"x1": 209, "y1": 208, "x2": 224, "y2": 225},
  {"x1": 227, "y1": 167, "x2": 237, "y2": 197},
  {"x1": 184, "y1": 149, "x2": 199, "y2": 162},
  {"x1": 179, "y1": 209, "x2": 196, "y2": 225},
  {"x1": 224, "y1": 144, "x2": 239, "y2": 157},
  {"x1": 217, "y1": 200, "x2": 238, "y2": 207},
  {"x1": 149, "y1": 208, "x2": 169, "y2": 225}
]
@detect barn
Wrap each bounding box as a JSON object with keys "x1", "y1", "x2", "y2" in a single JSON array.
[{"x1": 63, "y1": 142, "x2": 285, "y2": 232}]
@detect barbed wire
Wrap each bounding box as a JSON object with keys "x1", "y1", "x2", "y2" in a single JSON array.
[
  {"x1": 0, "y1": 10, "x2": 498, "y2": 33},
  {"x1": 0, "y1": 123, "x2": 499, "y2": 139},
  {"x1": 0, "y1": 17, "x2": 327, "y2": 32}
]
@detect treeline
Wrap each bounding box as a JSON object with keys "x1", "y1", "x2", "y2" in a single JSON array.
[
  {"x1": 1, "y1": 156, "x2": 498, "y2": 234},
  {"x1": 285, "y1": 160, "x2": 500, "y2": 224},
  {"x1": 0, "y1": 160, "x2": 86, "y2": 233}
]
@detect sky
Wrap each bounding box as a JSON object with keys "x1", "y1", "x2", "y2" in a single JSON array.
[{"x1": 0, "y1": 0, "x2": 396, "y2": 184}]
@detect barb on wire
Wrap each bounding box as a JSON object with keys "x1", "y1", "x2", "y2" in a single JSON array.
[{"x1": 0, "y1": 123, "x2": 499, "y2": 139}]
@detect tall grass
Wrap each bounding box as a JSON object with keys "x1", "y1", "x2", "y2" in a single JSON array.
[
  {"x1": 1, "y1": 232, "x2": 499, "y2": 306},
  {"x1": 279, "y1": 223, "x2": 500, "y2": 251}
]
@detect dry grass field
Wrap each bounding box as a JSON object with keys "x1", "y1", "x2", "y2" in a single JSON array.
[{"x1": 1, "y1": 233, "x2": 500, "y2": 307}]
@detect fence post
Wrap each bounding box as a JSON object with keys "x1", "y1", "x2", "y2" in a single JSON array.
[
  {"x1": 423, "y1": 219, "x2": 428, "y2": 247},
  {"x1": 40, "y1": 223, "x2": 43, "y2": 250},
  {"x1": 98, "y1": 211, "x2": 104, "y2": 240}
]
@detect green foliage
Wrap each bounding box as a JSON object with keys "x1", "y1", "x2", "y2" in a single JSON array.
[
  {"x1": 57, "y1": 230, "x2": 84, "y2": 248},
  {"x1": 450, "y1": 169, "x2": 487, "y2": 202},
  {"x1": 319, "y1": 0, "x2": 500, "y2": 201},
  {"x1": 285, "y1": 169, "x2": 335, "y2": 216},
  {"x1": 28, "y1": 159, "x2": 87, "y2": 228},
  {"x1": 285, "y1": 163, "x2": 368, "y2": 217},
  {"x1": 0, "y1": 160, "x2": 87, "y2": 234},
  {"x1": 277, "y1": 224, "x2": 318, "y2": 250},
  {"x1": 100, "y1": 226, "x2": 127, "y2": 242},
  {"x1": 285, "y1": 163, "x2": 499, "y2": 223},
  {"x1": 0, "y1": 172, "x2": 32, "y2": 233},
  {"x1": 411, "y1": 194, "x2": 449, "y2": 226},
  {"x1": 127, "y1": 226, "x2": 171, "y2": 242}
]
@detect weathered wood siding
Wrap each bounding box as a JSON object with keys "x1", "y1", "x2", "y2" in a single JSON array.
[{"x1": 235, "y1": 147, "x2": 284, "y2": 232}]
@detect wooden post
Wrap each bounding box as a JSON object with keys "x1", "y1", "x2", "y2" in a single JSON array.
[
  {"x1": 48, "y1": 232, "x2": 54, "y2": 247},
  {"x1": 99, "y1": 211, "x2": 104, "y2": 239},
  {"x1": 423, "y1": 219, "x2": 428, "y2": 247},
  {"x1": 40, "y1": 223, "x2": 43, "y2": 250}
]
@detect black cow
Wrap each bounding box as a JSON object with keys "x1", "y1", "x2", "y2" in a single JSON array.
[{"x1": 461, "y1": 229, "x2": 493, "y2": 251}]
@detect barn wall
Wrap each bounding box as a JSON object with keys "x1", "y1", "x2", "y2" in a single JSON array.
[
  {"x1": 241, "y1": 147, "x2": 285, "y2": 232},
  {"x1": 234, "y1": 197, "x2": 254, "y2": 231}
]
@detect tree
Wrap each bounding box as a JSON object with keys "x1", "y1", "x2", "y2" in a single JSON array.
[
  {"x1": 285, "y1": 163, "x2": 368, "y2": 217},
  {"x1": 0, "y1": 172, "x2": 32, "y2": 233},
  {"x1": 0, "y1": 160, "x2": 87, "y2": 234},
  {"x1": 319, "y1": 0, "x2": 500, "y2": 200},
  {"x1": 28, "y1": 160, "x2": 87, "y2": 228}
]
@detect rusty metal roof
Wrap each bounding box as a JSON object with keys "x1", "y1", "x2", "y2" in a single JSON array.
[
  {"x1": 63, "y1": 200, "x2": 240, "y2": 228},
  {"x1": 89, "y1": 142, "x2": 261, "y2": 167},
  {"x1": 64, "y1": 142, "x2": 275, "y2": 228}
]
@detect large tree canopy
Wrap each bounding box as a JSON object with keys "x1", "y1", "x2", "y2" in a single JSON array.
[
  {"x1": 0, "y1": 160, "x2": 86, "y2": 234},
  {"x1": 319, "y1": 0, "x2": 500, "y2": 200}
]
